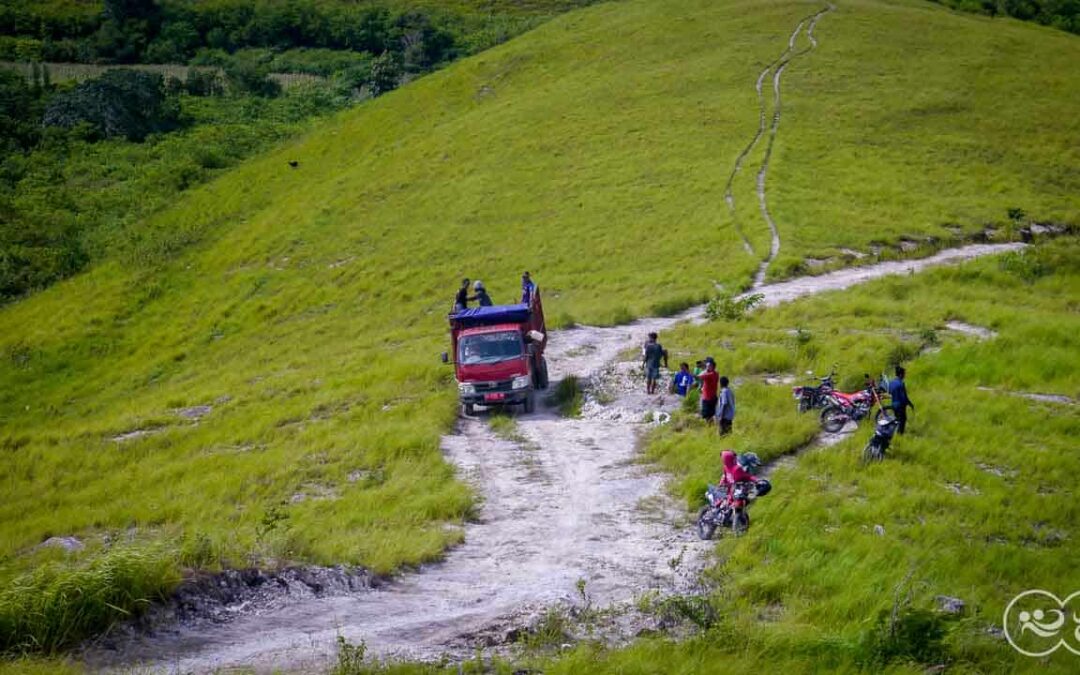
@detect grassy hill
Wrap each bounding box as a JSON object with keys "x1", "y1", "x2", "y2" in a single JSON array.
[{"x1": 0, "y1": 0, "x2": 1077, "y2": 657}]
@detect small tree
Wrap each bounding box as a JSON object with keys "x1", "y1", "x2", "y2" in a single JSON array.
[
  {"x1": 369, "y1": 50, "x2": 401, "y2": 96},
  {"x1": 42, "y1": 69, "x2": 179, "y2": 141},
  {"x1": 705, "y1": 290, "x2": 763, "y2": 322}
]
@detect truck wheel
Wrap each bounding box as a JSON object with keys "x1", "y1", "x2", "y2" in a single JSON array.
[
  {"x1": 523, "y1": 392, "x2": 535, "y2": 414},
  {"x1": 538, "y1": 357, "x2": 549, "y2": 390},
  {"x1": 462, "y1": 402, "x2": 475, "y2": 416}
]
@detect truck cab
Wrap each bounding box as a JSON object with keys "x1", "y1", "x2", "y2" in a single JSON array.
[{"x1": 447, "y1": 291, "x2": 548, "y2": 415}]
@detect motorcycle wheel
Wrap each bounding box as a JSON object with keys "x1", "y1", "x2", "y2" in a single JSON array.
[
  {"x1": 523, "y1": 392, "x2": 535, "y2": 414},
  {"x1": 820, "y1": 405, "x2": 847, "y2": 433},
  {"x1": 873, "y1": 407, "x2": 896, "y2": 423},
  {"x1": 731, "y1": 510, "x2": 750, "y2": 536},
  {"x1": 862, "y1": 438, "x2": 885, "y2": 463},
  {"x1": 697, "y1": 507, "x2": 717, "y2": 540}
]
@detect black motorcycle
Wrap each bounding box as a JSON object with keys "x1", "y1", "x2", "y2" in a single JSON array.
[
  {"x1": 696, "y1": 479, "x2": 771, "y2": 540},
  {"x1": 792, "y1": 371, "x2": 835, "y2": 413},
  {"x1": 863, "y1": 415, "x2": 899, "y2": 462}
]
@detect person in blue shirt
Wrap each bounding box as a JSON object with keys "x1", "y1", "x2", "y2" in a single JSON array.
[
  {"x1": 717, "y1": 375, "x2": 736, "y2": 435},
  {"x1": 671, "y1": 363, "x2": 695, "y2": 397},
  {"x1": 888, "y1": 366, "x2": 915, "y2": 435},
  {"x1": 521, "y1": 271, "x2": 537, "y2": 304}
]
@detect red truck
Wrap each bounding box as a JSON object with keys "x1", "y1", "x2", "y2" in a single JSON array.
[{"x1": 443, "y1": 290, "x2": 549, "y2": 415}]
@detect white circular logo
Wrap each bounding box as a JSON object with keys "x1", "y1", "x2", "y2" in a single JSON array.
[{"x1": 1003, "y1": 589, "x2": 1080, "y2": 657}]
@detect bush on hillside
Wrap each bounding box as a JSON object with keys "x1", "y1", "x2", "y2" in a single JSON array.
[
  {"x1": 705, "y1": 291, "x2": 763, "y2": 322},
  {"x1": 42, "y1": 69, "x2": 179, "y2": 141}
]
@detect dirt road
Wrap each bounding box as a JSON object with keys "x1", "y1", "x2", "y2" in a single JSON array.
[{"x1": 87, "y1": 242, "x2": 1023, "y2": 673}]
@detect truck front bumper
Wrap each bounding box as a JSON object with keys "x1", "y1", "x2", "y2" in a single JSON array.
[{"x1": 460, "y1": 390, "x2": 531, "y2": 407}]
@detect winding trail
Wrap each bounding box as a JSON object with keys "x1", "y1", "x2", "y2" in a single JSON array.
[
  {"x1": 88, "y1": 242, "x2": 1024, "y2": 673},
  {"x1": 721, "y1": 4, "x2": 834, "y2": 285}
]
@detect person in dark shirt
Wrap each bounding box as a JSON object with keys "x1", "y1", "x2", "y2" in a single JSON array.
[
  {"x1": 473, "y1": 280, "x2": 493, "y2": 306},
  {"x1": 454, "y1": 278, "x2": 473, "y2": 311},
  {"x1": 698, "y1": 358, "x2": 719, "y2": 423},
  {"x1": 717, "y1": 375, "x2": 736, "y2": 435},
  {"x1": 642, "y1": 331, "x2": 669, "y2": 395},
  {"x1": 888, "y1": 366, "x2": 915, "y2": 434}
]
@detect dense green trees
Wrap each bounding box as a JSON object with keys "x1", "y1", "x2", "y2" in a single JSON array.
[
  {"x1": 0, "y1": 1, "x2": 463, "y2": 67},
  {"x1": 42, "y1": 69, "x2": 179, "y2": 141},
  {"x1": 931, "y1": 0, "x2": 1080, "y2": 32}
]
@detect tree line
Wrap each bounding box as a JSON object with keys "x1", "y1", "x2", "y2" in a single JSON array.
[
  {"x1": 931, "y1": 0, "x2": 1080, "y2": 33},
  {"x1": 0, "y1": 0, "x2": 460, "y2": 71}
]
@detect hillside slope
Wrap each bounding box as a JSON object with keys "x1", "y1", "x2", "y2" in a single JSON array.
[{"x1": 0, "y1": 0, "x2": 1078, "y2": 655}]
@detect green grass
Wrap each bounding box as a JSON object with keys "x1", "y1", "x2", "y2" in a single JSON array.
[
  {"x1": 548, "y1": 238, "x2": 1078, "y2": 673},
  {"x1": 0, "y1": 0, "x2": 1077, "y2": 656}
]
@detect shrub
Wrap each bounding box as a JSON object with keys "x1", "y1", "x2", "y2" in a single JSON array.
[
  {"x1": 998, "y1": 249, "x2": 1048, "y2": 284},
  {"x1": 223, "y1": 61, "x2": 281, "y2": 98},
  {"x1": 42, "y1": 69, "x2": 179, "y2": 141},
  {"x1": 705, "y1": 291, "x2": 763, "y2": 322},
  {"x1": 0, "y1": 546, "x2": 179, "y2": 654},
  {"x1": 858, "y1": 606, "x2": 950, "y2": 667},
  {"x1": 547, "y1": 376, "x2": 583, "y2": 417}
]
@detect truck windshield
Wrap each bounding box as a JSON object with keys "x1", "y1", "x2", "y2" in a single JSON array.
[{"x1": 459, "y1": 331, "x2": 523, "y2": 365}]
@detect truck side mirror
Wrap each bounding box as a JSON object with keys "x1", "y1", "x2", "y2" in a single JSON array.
[{"x1": 440, "y1": 352, "x2": 449, "y2": 364}]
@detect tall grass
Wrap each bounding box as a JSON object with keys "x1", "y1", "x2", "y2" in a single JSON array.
[{"x1": 0, "y1": 546, "x2": 178, "y2": 654}]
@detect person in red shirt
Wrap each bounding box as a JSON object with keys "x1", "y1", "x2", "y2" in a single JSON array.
[
  {"x1": 720, "y1": 449, "x2": 760, "y2": 488},
  {"x1": 698, "y1": 357, "x2": 719, "y2": 423}
]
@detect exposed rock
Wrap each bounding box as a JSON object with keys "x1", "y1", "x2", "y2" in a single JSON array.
[
  {"x1": 176, "y1": 405, "x2": 213, "y2": 420},
  {"x1": 873, "y1": 525, "x2": 886, "y2": 537},
  {"x1": 943, "y1": 321, "x2": 996, "y2": 340},
  {"x1": 111, "y1": 428, "x2": 163, "y2": 442},
  {"x1": 975, "y1": 462, "x2": 1017, "y2": 479},
  {"x1": 38, "y1": 536, "x2": 84, "y2": 552},
  {"x1": 935, "y1": 595, "x2": 965, "y2": 614},
  {"x1": 944, "y1": 482, "x2": 980, "y2": 496}
]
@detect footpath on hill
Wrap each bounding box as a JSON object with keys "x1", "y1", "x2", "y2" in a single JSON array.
[{"x1": 86, "y1": 242, "x2": 1023, "y2": 673}]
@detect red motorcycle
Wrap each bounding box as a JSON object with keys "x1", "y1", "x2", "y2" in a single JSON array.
[{"x1": 819, "y1": 378, "x2": 892, "y2": 433}]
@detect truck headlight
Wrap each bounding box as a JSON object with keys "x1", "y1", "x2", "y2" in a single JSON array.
[
  {"x1": 459, "y1": 383, "x2": 476, "y2": 395},
  {"x1": 512, "y1": 375, "x2": 531, "y2": 390}
]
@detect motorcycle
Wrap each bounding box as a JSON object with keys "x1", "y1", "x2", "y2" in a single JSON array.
[
  {"x1": 863, "y1": 415, "x2": 899, "y2": 462},
  {"x1": 696, "y1": 479, "x2": 771, "y2": 539},
  {"x1": 792, "y1": 370, "x2": 836, "y2": 413},
  {"x1": 819, "y1": 379, "x2": 892, "y2": 433}
]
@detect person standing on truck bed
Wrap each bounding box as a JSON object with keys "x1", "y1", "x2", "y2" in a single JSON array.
[
  {"x1": 521, "y1": 271, "x2": 537, "y2": 304},
  {"x1": 642, "y1": 332, "x2": 668, "y2": 395},
  {"x1": 473, "y1": 280, "x2": 493, "y2": 307},
  {"x1": 454, "y1": 278, "x2": 472, "y2": 311}
]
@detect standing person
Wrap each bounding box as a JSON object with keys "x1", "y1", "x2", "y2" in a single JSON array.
[
  {"x1": 473, "y1": 280, "x2": 493, "y2": 306},
  {"x1": 671, "y1": 362, "x2": 695, "y2": 397},
  {"x1": 521, "y1": 271, "x2": 537, "y2": 304},
  {"x1": 698, "y1": 358, "x2": 719, "y2": 423},
  {"x1": 454, "y1": 278, "x2": 471, "y2": 311},
  {"x1": 888, "y1": 366, "x2": 915, "y2": 435},
  {"x1": 642, "y1": 332, "x2": 669, "y2": 395},
  {"x1": 717, "y1": 375, "x2": 736, "y2": 435}
]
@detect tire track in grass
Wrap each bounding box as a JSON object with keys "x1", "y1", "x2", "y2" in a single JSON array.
[
  {"x1": 752, "y1": 3, "x2": 834, "y2": 288},
  {"x1": 720, "y1": 4, "x2": 833, "y2": 288},
  {"x1": 722, "y1": 17, "x2": 807, "y2": 257}
]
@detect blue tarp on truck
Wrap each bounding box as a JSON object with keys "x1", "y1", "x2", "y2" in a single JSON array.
[{"x1": 448, "y1": 304, "x2": 531, "y2": 327}]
